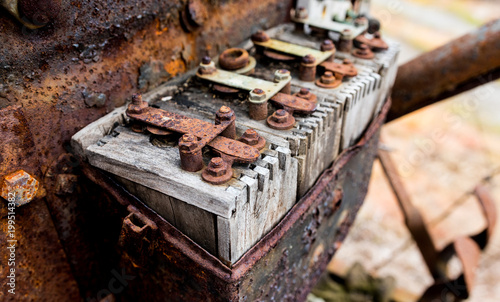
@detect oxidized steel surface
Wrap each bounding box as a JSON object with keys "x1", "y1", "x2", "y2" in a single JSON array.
[
  {"x1": 390, "y1": 18, "x2": 500, "y2": 121},
  {"x1": 0, "y1": 170, "x2": 39, "y2": 207},
  {"x1": 82, "y1": 98, "x2": 390, "y2": 302},
  {"x1": 218, "y1": 48, "x2": 250, "y2": 71},
  {"x1": 207, "y1": 136, "x2": 260, "y2": 164}
]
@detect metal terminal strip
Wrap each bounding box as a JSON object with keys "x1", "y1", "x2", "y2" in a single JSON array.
[
  {"x1": 252, "y1": 39, "x2": 334, "y2": 65},
  {"x1": 197, "y1": 69, "x2": 291, "y2": 102}
]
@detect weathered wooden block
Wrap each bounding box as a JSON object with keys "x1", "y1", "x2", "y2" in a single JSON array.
[{"x1": 72, "y1": 86, "x2": 298, "y2": 265}]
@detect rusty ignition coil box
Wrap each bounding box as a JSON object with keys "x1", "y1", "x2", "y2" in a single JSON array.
[{"x1": 72, "y1": 24, "x2": 399, "y2": 266}]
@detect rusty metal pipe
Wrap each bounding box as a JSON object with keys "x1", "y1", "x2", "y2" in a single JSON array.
[{"x1": 389, "y1": 18, "x2": 500, "y2": 121}]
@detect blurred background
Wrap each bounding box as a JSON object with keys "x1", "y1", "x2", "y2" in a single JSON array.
[{"x1": 318, "y1": 0, "x2": 500, "y2": 301}]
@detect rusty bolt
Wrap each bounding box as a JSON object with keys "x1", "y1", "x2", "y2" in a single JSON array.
[
  {"x1": 215, "y1": 106, "x2": 235, "y2": 122},
  {"x1": 178, "y1": 134, "x2": 198, "y2": 152},
  {"x1": 302, "y1": 54, "x2": 316, "y2": 65},
  {"x1": 251, "y1": 30, "x2": 270, "y2": 43},
  {"x1": 274, "y1": 69, "x2": 290, "y2": 82},
  {"x1": 202, "y1": 157, "x2": 233, "y2": 185},
  {"x1": 202, "y1": 56, "x2": 212, "y2": 64},
  {"x1": 341, "y1": 29, "x2": 353, "y2": 40},
  {"x1": 178, "y1": 134, "x2": 203, "y2": 172},
  {"x1": 295, "y1": 87, "x2": 317, "y2": 103},
  {"x1": 267, "y1": 109, "x2": 295, "y2": 130},
  {"x1": 239, "y1": 129, "x2": 266, "y2": 150},
  {"x1": 198, "y1": 60, "x2": 216, "y2": 75},
  {"x1": 320, "y1": 72, "x2": 335, "y2": 84},
  {"x1": 19, "y1": 0, "x2": 62, "y2": 25},
  {"x1": 321, "y1": 40, "x2": 335, "y2": 52},
  {"x1": 1, "y1": 170, "x2": 39, "y2": 207},
  {"x1": 127, "y1": 93, "x2": 148, "y2": 114},
  {"x1": 295, "y1": 7, "x2": 308, "y2": 19},
  {"x1": 249, "y1": 88, "x2": 267, "y2": 103},
  {"x1": 353, "y1": 43, "x2": 375, "y2": 59},
  {"x1": 299, "y1": 55, "x2": 317, "y2": 82},
  {"x1": 215, "y1": 106, "x2": 236, "y2": 139}
]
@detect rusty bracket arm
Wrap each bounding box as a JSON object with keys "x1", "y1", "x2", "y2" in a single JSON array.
[{"x1": 389, "y1": 18, "x2": 500, "y2": 122}]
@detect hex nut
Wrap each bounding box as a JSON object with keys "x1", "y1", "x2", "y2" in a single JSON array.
[
  {"x1": 239, "y1": 129, "x2": 266, "y2": 150},
  {"x1": 1, "y1": 170, "x2": 39, "y2": 207},
  {"x1": 198, "y1": 60, "x2": 217, "y2": 75},
  {"x1": 267, "y1": 109, "x2": 295, "y2": 130},
  {"x1": 215, "y1": 106, "x2": 235, "y2": 122},
  {"x1": 127, "y1": 94, "x2": 148, "y2": 114},
  {"x1": 202, "y1": 157, "x2": 233, "y2": 185},
  {"x1": 274, "y1": 69, "x2": 291, "y2": 82},
  {"x1": 248, "y1": 88, "x2": 267, "y2": 104},
  {"x1": 178, "y1": 134, "x2": 198, "y2": 152}
]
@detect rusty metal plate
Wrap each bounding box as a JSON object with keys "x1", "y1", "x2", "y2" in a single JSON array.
[
  {"x1": 196, "y1": 68, "x2": 291, "y2": 103},
  {"x1": 271, "y1": 92, "x2": 317, "y2": 114},
  {"x1": 207, "y1": 136, "x2": 260, "y2": 164},
  {"x1": 127, "y1": 107, "x2": 228, "y2": 149},
  {"x1": 320, "y1": 61, "x2": 358, "y2": 78}
]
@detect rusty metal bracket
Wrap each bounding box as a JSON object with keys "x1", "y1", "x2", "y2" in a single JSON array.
[
  {"x1": 378, "y1": 145, "x2": 497, "y2": 301},
  {"x1": 196, "y1": 67, "x2": 291, "y2": 103},
  {"x1": 320, "y1": 59, "x2": 358, "y2": 78},
  {"x1": 270, "y1": 93, "x2": 317, "y2": 114},
  {"x1": 252, "y1": 38, "x2": 334, "y2": 66}
]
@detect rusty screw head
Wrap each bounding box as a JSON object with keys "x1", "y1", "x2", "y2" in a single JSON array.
[
  {"x1": 178, "y1": 134, "x2": 198, "y2": 152},
  {"x1": 267, "y1": 109, "x2": 295, "y2": 130},
  {"x1": 1, "y1": 170, "x2": 39, "y2": 207},
  {"x1": 249, "y1": 88, "x2": 267, "y2": 103},
  {"x1": 343, "y1": 58, "x2": 353, "y2": 65},
  {"x1": 202, "y1": 56, "x2": 212, "y2": 64},
  {"x1": 295, "y1": 7, "x2": 308, "y2": 19},
  {"x1": 320, "y1": 72, "x2": 336, "y2": 84},
  {"x1": 321, "y1": 40, "x2": 335, "y2": 51},
  {"x1": 272, "y1": 109, "x2": 289, "y2": 123},
  {"x1": 298, "y1": 88, "x2": 312, "y2": 99},
  {"x1": 302, "y1": 54, "x2": 316, "y2": 65},
  {"x1": 215, "y1": 106, "x2": 235, "y2": 122},
  {"x1": 202, "y1": 157, "x2": 233, "y2": 184},
  {"x1": 274, "y1": 69, "x2": 290, "y2": 82},
  {"x1": 251, "y1": 30, "x2": 270, "y2": 43},
  {"x1": 239, "y1": 129, "x2": 266, "y2": 150},
  {"x1": 127, "y1": 93, "x2": 148, "y2": 114}
]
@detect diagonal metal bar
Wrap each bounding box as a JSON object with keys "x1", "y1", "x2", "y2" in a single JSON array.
[{"x1": 389, "y1": 18, "x2": 500, "y2": 122}]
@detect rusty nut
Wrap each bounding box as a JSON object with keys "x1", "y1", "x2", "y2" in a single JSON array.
[
  {"x1": 215, "y1": 106, "x2": 235, "y2": 122},
  {"x1": 202, "y1": 157, "x2": 233, "y2": 185},
  {"x1": 267, "y1": 109, "x2": 295, "y2": 130},
  {"x1": 321, "y1": 40, "x2": 335, "y2": 52},
  {"x1": 248, "y1": 88, "x2": 267, "y2": 104},
  {"x1": 127, "y1": 94, "x2": 148, "y2": 114},
  {"x1": 178, "y1": 134, "x2": 199, "y2": 152},
  {"x1": 1, "y1": 170, "x2": 39, "y2": 207},
  {"x1": 219, "y1": 48, "x2": 250, "y2": 71},
  {"x1": 274, "y1": 69, "x2": 291, "y2": 82},
  {"x1": 239, "y1": 129, "x2": 266, "y2": 150},
  {"x1": 198, "y1": 59, "x2": 216, "y2": 75}
]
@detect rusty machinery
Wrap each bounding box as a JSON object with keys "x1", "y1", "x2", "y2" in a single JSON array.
[{"x1": 1, "y1": 0, "x2": 500, "y2": 301}]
